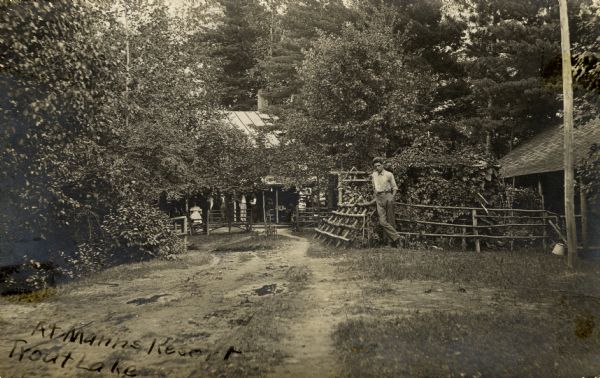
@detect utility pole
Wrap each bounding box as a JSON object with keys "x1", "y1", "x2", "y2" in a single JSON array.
[
  {"x1": 124, "y1": 1, "x2": 130, "y2": 129},
  {"x1": 559, "y1": 0, "x2": 577, "y2": 268}
]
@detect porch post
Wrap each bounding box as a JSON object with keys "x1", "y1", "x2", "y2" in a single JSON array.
[
  {"x1": 275, "y1": 187, "x2": 279, "y2": 224},
  {"x1": 262, "y1": 190, "x2": 267, "y2": 227}
]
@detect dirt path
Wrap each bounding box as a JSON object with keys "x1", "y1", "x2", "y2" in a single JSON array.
[
  {"x1": 267, "y1": 231, "x2": 360, "y2": 378},
  {"x1": 0, "y1": 231, "x2": 361, "y2": 377},
  {"x1": 0, "y1": 231, "x2": 509, "y2": 378}
]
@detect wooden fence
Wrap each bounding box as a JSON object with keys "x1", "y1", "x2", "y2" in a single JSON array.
[
  {"x1": 170, "y1": 215, "x2": 189, "y2": 246},
  {"x1": 205, "y1": 208, "x2": 253, "y2": 234},
  {"x1": 394, "y1": 202, "x2": 564, "y2": 252},
  {"x1": 294, "y1": 207, "x2": 330, "y2": 230}
]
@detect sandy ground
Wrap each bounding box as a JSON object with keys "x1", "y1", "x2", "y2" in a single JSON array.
[
  {"x1": 0, "y1": 230, "x2": 507, "y2": 378},
  {"x1": 0, "y1": 230, "x2": 353, "y2": 377}
]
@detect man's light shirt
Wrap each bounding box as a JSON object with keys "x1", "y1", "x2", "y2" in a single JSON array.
[{"x1": 372, "y1": 170, "x2": 397, "y2": 193}]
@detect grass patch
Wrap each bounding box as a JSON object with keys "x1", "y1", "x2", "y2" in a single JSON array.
[
  {"x1": 291, "y1": 229, "x2": 317, "y2": 239},
  {"x1": 238, "y1": 253, "x2": 254, "y2": 263},
  {"x1": 285, "y1": 265, "x2": 311, "y2": 284},
  {"x1": 334, "y1": 304, "x2": 600, "y2": 377},
  {"x1": 330, "y1": 245, "x2": 600, "y2": 296},
  {"x1": 190, "y1": 291, "x2": 302, "y2": 377},
  {"x1": 188, "y1": 232, "x2": 252, "y2": 251},
  {"x1": 214, "y1": 235, "x2": 288, "y2": 252},
  {"x1": 3, "y1": 287, "x2": 57, "y2": 303},
  {"x1": 307, "y1": 238, "x2": 354, "y2": 258}
]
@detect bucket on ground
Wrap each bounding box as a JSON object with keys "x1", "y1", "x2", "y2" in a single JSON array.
[{"x1": 552, "y1": 242, "x2": 565, "y2": 256}]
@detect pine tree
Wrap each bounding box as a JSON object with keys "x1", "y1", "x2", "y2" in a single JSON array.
[
  {"x1": 259, "y1": 0, "x2": 355, "y2": 110},
  {"x1": 354, "y1": 0, "x2": 470, "y2": 142},
  {"x1": 455, "y1": 0, "x2": 597, "y2": 155},
  {"x1": 205, "y1": 0, "x2": 269, "y2": 109}
]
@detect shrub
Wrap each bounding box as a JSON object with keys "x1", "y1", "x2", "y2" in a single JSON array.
[
  {"x1": 579, "y1": 143, "x2": 600, "y2": 202},
  {"x1": 55, "y1": 200, "x2": 183, "y2": 279},
  {"x1": 101, "y1": 199, "x2": 180, "y2": 256},
  {"x1": 390, "y1": 135, "x2": 504, "y2": 212}
]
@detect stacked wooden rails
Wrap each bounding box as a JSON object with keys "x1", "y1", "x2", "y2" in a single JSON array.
[
  {"x1": 315, "y1": 169, "x2": 375, "y2": 247},
  {"x1": 315, "y1": 193, "x2": 371, "y2": 247}
]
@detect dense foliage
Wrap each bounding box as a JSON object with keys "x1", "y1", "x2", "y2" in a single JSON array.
[
  {"x1": 579, "y1": 143, "x2": 600, "y2": 199},
  {"x1": 259, "y1": 0, "x2": 355, "y2": 110},
  {"x1": 0, "y1": 1, "x2": 261, "y2": 285},
  {"x1": 574, "y1": 52, "x2": 600, "y2": 94},
  {"x1": 387, "y1": 135, "x2": 507, "y2": 223},
  {"x1": 1, "y1": 0, "x2": 599, "y2": 286},
  {"x1": 204, "y1": 0, "x2": 268, "y2": 109},
  {"x1": 273, "y1": 0, "x2": 466, "y2": 171},
  {"x1": 298, "y1": 23, "x2": 436, "y2": 167}
]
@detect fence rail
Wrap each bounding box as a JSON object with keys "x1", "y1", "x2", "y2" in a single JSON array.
[
  {"x1": 394, "y1": 202, "x2": 564, "y2": 252},
  {"x1": 206, "y1": 208, "x2": 253, "y2": 234},
  {"x1": 295, "y1": 207, "x2": 330, "y2": 230}
]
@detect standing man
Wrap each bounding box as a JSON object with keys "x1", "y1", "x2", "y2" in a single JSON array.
[{"x1": 372, "y1": 157, "x2": 401, "y2": 247}]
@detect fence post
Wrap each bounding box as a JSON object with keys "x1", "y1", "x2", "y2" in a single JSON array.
[
  {"x1": 227, "y1": 196, "x2": 232, "y2": 233},
  {"x1": 295, "y1": 206, "x2": 300, "y2": 231},
  {"x1": 362, "y1": 214, "x2": 366, "y2": 247},
  {"x1": 262, "y1": 190, "x2": 267, "y2": 228},
  {"x1": 472, "y1": 209, "x2": 481, "y2": 253},
  {"x1": 580, "y1": 185, "x2": 589, "y2": 254},
  {"x1": 509, "y1": 209, "x2": 514, "y2": 251},
  {"x1": 183, "y1": 216, "x2": 188, "y2": 249},
  {"x1": 249, "y1": 207, "x2": 253, "y2": 232},
  {"x1": 461, "y1": 226, "x2": 467, "y2": 251},
  {"x1": 538, "y1": 179, "x2": 547, "y2": 250},
  {"x1": 541, "y1": 210, "x2": 548, "y2": 250},
  {"x1": 275, "y1": 188, "x2": 279, "y2": 224},
  {"x1": 206, "y1": 210, "x2": 210, "y2": 236}
]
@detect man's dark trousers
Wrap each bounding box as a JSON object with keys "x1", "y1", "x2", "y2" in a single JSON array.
[{"x1": 375, "y1": 192, "x2": 400, "y2": 243}]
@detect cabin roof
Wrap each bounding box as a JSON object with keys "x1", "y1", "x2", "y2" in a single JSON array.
[
  {"x1": 220, "y1": 110, "x2": 280, "y2": 147},
  {"x1": 499, "y1": 120, "x2": 600, "y2": 178}
]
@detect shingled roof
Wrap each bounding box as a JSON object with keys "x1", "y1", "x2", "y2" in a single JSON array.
[{"x1": 499, "y1": 120, "x2": 600, "y2": 178}]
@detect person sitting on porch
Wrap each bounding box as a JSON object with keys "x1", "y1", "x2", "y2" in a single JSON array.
[{"x1": 189, "y1": 205, "x2": 203, "y2": 234}]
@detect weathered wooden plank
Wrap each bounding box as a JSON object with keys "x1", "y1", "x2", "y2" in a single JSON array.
[
  {"x1": 332, "y1": 211, "x2": 366, "y2": 218},
  {"x1": 397, "y1": 232, "x2": 547, "y2": 240},
  {"x1": 315, "y1": 229, "x2": 351, "y2": 242}
]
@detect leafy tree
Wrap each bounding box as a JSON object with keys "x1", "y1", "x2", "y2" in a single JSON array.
[
  {"x1": 108, "y1": 2, "x2": 223, "y2": 200},
  {"x1": 573, "y1": 51, "x2": 600, "y2": 94},
  {"x1": 571, "y1": 0, "x2": 600, "y2": 52},
  {"x1": 191, "y1": 119, "x2": 270, "y2": 193},
  {"x1": 268, "y1": 111, "x2": 336, "y2": 188},
  {"x1": 297, "y1": 23, "x2": 436, "y2": 167},
  {"x1": 353, "y1": 0, "x2": 470, "y2": 139},
  {"x1": 1, "y1": 1, "x2": 121, "y2": 247},
  {"x1": 270, "y1": 1, "x2": 469, "y2": 176},
  {"x1": 579, "y1": 143, "x2": 600, "y2": 199},
  {"x1": 0, "y1": 0, "x2": 226, "y2": 284}
]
